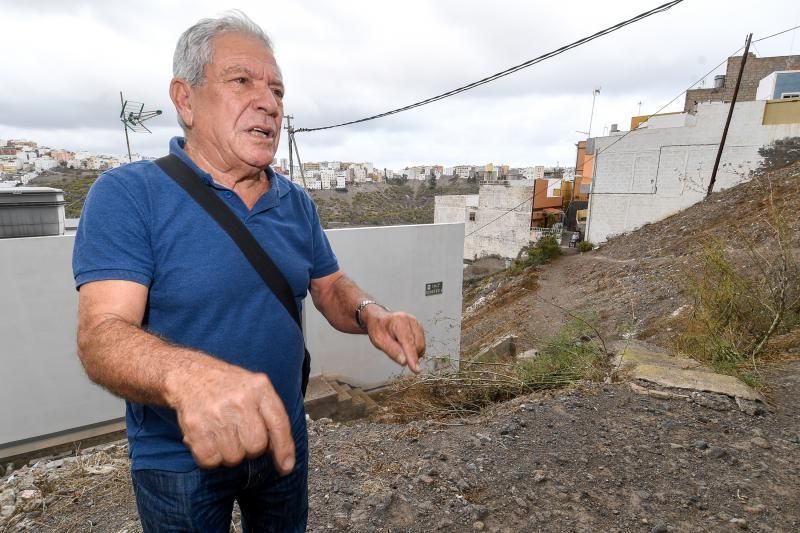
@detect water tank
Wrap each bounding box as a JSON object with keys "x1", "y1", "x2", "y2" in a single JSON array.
[
  {"x1": 0, "y1": 187, "x2": 66, "y2": 238},
  {"x1": 714, "y1": 75, "x2": 725, "y2": 89}
]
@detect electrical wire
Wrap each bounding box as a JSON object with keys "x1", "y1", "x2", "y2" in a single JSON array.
[{"x1": 294, "y1": 0, "x2": 685, "y2": 133}]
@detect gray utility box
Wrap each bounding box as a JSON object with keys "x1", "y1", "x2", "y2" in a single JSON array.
[{"x1": 0, "y1": 187, "x2": 66, "y2": 238}]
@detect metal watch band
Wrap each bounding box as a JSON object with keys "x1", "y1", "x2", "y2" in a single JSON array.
[{"x1": 355, "y1": 299, "x2": 389, "y2": 331}]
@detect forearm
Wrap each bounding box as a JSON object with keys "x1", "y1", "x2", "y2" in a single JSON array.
[
  {"x1": 77, "y1": 316, "x2": 231, "y2": 407},
  {"x1": 312, "y1": 273, "x2": 373, "y2": 334}
]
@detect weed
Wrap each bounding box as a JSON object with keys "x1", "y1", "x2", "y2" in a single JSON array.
[{"x1": 577, "y1": 240, "x2": 594, "y2": 252}]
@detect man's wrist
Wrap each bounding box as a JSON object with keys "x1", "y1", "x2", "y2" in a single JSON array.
[{"x1": 355, "y1": 299, "x2": 389, "y2": 331}]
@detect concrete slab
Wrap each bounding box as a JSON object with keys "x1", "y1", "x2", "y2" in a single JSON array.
[
  {"x1": 304, "y1": 377, "x2": 339, "y2": 420},
  {"x1": 615, "y1": 346, "x2": 764, "y2": 402}
]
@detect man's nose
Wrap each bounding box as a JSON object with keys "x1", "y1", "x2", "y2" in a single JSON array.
[{"x1": 253, "y1": 85, "x2": 280, "y2": 115}]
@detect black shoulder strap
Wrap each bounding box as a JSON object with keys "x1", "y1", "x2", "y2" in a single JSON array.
[
  {"x1": 155, "y1": 154, "x2": 311, "y2": 394},
  {"x1": 155, "y1": 154, "x2": 301, "y2": 327}
]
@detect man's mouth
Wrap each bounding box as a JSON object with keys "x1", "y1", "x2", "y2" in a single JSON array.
[{"x1": 249, "y1": 127, "x2": 274, "y2": 139}]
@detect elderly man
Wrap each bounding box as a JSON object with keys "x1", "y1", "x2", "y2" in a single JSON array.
[{"x1": 73, "y1": 11, "x2": 425, "y2": 532}]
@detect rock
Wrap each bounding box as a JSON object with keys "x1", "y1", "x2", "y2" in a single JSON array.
[
  {"x1": 736, "y1": 398, "x2": 764, "y2": 416},
  {"x1": 532, "y1": 470, "x2": 548, "y2": 483},
  {"x1": 691, "y1": 392, "x2": 731, "y2": 411},
  {"x1": 692, "y1": 440, "x2": 709, "y2": 450},
  {"x1": 437, "y1": 518, "x2": 454, "y2": 530},
  {"x1": 750, "y1": 437, "x2": 771, "y2": 449},
  {"x1": 418, "y1": 475, "x2": 434, "y2": 485},
  {"x1": 17, "y1": 489, "x2": 42, "y2": 512},
  {"x1": 651, "y1": 523, "x2": 668, "y2": 533},
  {"x1": 470, "y1": 504, "x2": 489, "y2": 520},
  {"x1": 473, "y1": 520, "x2": 485, "y2": 530},
  {"x1": 457, "y1": 479, "x2": 471, "y2": 492},
  {"x1": 729, "y1": 517, "x2": 748, "y2": 529},
  {"x1": 0, "y1": 488, "x2": 14, "y2": 507},
  {"x1": 0, "y1": 463, "x2": 4, "y2": 477},
  {"x1": 44, "y1": 459, "x2": 65, "y2": 470},
  {"x1": 704, "y1": 446, "x2": 727, "y2": 459},
  {"x1": 85, "y1": 465, "x2": 116, "y2": 475}
]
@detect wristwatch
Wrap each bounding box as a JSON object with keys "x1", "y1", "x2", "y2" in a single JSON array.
[{"x1": 355, "y1": 299, "x2": 390, "y2": 331}]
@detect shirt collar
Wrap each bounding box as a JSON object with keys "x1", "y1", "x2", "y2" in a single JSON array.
[{"x1": 168, "y1": 136, "x2": 289, "y2": 199}]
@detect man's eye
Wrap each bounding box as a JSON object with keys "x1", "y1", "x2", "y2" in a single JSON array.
[
  {"x1": 272, "y1": 89, "x2": 284, "y2": 98},
  {"x1": 233, "y1": 77, "x2": 248, "y2": 84}
]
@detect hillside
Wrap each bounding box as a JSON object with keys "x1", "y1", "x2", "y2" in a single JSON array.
[
  {"x1": 462, "y1": 161, "x2": 800, "y2": 366},
  {"x1": 30, "y1": 169, "x2": 478, "y2": 227}
]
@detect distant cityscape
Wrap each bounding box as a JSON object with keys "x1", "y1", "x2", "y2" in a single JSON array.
[{"x1": 0, "y1": 137, "x2": 574, "y2": 191}]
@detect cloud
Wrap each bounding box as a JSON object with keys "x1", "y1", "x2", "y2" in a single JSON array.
[{"x1": 2, "y1": 0, "x2": 799, "y2": 169}]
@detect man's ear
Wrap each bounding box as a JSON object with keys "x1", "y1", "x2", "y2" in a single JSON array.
[{"x1": 170, "y1": 78, "x2": 194, "y2": 128}]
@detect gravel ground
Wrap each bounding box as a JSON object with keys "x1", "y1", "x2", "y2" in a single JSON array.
[{"x1": 2, "y1": 361, "x2": 798, "y2": 532}]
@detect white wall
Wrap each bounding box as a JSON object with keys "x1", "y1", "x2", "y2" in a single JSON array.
[
  {"x1": 587, "y1": 100, "x2": 800, "y2": 243},
  {"x1": 0, "y1": 223, "x2": 464, "y2": 451},
  {"x1": 305, "y1": 223, "x2": 464, "y2": 388},
  {"x1": 0, "y1": 236, "x2": 124, "y2": 453}
]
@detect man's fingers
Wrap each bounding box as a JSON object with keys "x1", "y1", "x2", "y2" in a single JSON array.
[
  {"x1": 396, "y1": 324, "x2": 421, "y2": 374},
  {"x1": 237, "y1": 416, "x2": 269, "y2": 459},
  {"x1": 258, "y1": 393, "x2": 295, "y2": 475}
]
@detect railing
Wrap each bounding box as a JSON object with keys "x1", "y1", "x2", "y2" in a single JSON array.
[{"x1": 530, "y1": 226, "x2": 563, "y2": 243}]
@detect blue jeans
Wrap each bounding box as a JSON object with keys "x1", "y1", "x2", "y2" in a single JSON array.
[{"x1": 131, "y1": 441, "x2": 308, "y2": 532}]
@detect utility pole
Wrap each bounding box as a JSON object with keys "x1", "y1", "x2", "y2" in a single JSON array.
[
  {"x1": 121, "y1": 92, "x2": 132, "y2": 163},
  {"x1": 587, "y1": 88, "x2": 601, "y2": 138},
  {"x1": 707, "y1": 33, "x2": 752, "y2": 198},
  {"x1": 284, "y1": 114, "x2": 294, "y2": 182}
]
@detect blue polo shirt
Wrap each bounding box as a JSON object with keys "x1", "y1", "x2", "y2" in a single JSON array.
[{"x1": 73, "y1": 137, "x2": 339, "y2": 471}]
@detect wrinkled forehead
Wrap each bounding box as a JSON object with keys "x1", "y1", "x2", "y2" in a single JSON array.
[{"x1": 208, "y1": 32, "x2": 283, "y2": 80}]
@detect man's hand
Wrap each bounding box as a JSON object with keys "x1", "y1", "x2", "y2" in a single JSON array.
[
  {"x1": 362, "y1": 307, "x2": 426, "y2": 374},
  {"x1": 166, "y1": 364, "x2": 296, "y2": 473}
]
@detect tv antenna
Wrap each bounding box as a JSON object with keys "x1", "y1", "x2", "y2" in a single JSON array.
[{"x1": 119, "y1": 91, "x2": 162, "y2": 162}]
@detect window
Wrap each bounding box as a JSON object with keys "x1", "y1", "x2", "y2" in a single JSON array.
[
  {"x1": 468, "y1": 212, "x2": 476, "y2": 221},
  {"x1": 781, "y1": 92, "x2": 800, "y2": 99}
]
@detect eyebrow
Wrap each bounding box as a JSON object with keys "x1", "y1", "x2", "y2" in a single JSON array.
[{"x1": 221, "y1": 64, "x2": 284, "y2": 86}]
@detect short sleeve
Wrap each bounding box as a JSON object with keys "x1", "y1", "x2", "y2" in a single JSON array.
[
  {"x1": 72, "y1": 170, "x2": 154, "y2": 289},
  {"x1": 307, "y1": 197, "x2": 339, "y2": 280}
]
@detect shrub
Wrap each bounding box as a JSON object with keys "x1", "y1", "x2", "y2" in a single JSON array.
[{"x1": 577, "y1": 240, "x2": 594, "y2": 252}]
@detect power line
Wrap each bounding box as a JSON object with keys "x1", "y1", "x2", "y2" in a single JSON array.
[
  {"x1": 294, "y1": 0, "x2": 686, "y2": 133},
  {"x1": 752, "y1": 23, "x2": 800, "y2": 43}
]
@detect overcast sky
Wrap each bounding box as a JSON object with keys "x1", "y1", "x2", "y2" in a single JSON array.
[{"x1": 1, "y1": 0, "x2": 799, "y2": 170}]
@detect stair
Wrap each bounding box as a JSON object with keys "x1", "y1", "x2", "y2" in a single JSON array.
[{"x1": 303, "y1": 376, "x2": 382, "y2": 422}]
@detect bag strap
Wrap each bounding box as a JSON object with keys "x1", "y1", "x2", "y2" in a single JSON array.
[
  {"x1": 155, "y1": 154, "x2": 311, "y2": 395},
  {"x1": 155, "y1": 154, "x2": 302, "y2": 328}
]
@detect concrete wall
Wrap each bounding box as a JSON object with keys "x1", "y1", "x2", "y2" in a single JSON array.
[
  {"x1": 434, "y1": 186, "x2": 534, "y2": 261},
  {"x1": 305, "y1": 223, "x2": 464, "y2": 388},
  {"x1": 685, "y1": 53, "x2": 800, "y2": 111},
  {"x1": 0, "y1": 235, "x2": 124, "y2": 454},
  {"x1": 0, "y1": 223, "x2": 464, "y2": 452},
  {"x1": 586, "y1": 100, "x2": 800, "y2": 243}
]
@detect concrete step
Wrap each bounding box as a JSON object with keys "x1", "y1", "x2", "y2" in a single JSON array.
[
  {"x1": 304, "y1": 376, "x2": 339, "y2": 420},
  {"x1": 304, "y1": 376, "x2": 384, "y2": 422},
  {"x1": 337, "y1": 383, "x2": 367, "y2": 420},
  {"x1": 349, "y1": 387, "x2": 380, "y2": 415}
]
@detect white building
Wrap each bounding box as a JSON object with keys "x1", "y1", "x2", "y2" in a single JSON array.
[
  {"x1": 521, "y1": 166, "x2": 545, "y2": 180},
  {"x1": 586, "y1": 97, "x2": 800, "y2": 244},
  {"x1": 34, "y1": 157, "x2": 59, "y2": 172},
  {"x1": 434, "y1": 182, "x2": 536, "y2": 260},
  {"x1": 452, "y1": 165, "x2": 472, "y2": 179}
]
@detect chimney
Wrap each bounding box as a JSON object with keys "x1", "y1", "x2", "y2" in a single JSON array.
[
  {"x1": 714, "y1": 75, "x2": 725, "y2": 89},
  {"x1": 610, "y1": 123, "x2": 619, "y2": 133}
]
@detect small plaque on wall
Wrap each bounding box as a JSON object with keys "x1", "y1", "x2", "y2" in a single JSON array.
[{"x1": 425, "y1": 282, "x2": 443, "y2": 296}]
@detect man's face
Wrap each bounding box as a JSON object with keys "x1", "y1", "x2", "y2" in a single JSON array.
[{"x1": 187, "y1": 32, "x2": 284, "y2": 171}]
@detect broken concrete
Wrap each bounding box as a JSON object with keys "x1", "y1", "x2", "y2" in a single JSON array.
[{"x1": 614, "y1": 345, "x2": 764, "y2": 402}]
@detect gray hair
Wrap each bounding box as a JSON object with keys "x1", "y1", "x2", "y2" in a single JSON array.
[{"x1": 173, "y1": 10, "x2": 274, "y2": 88}]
